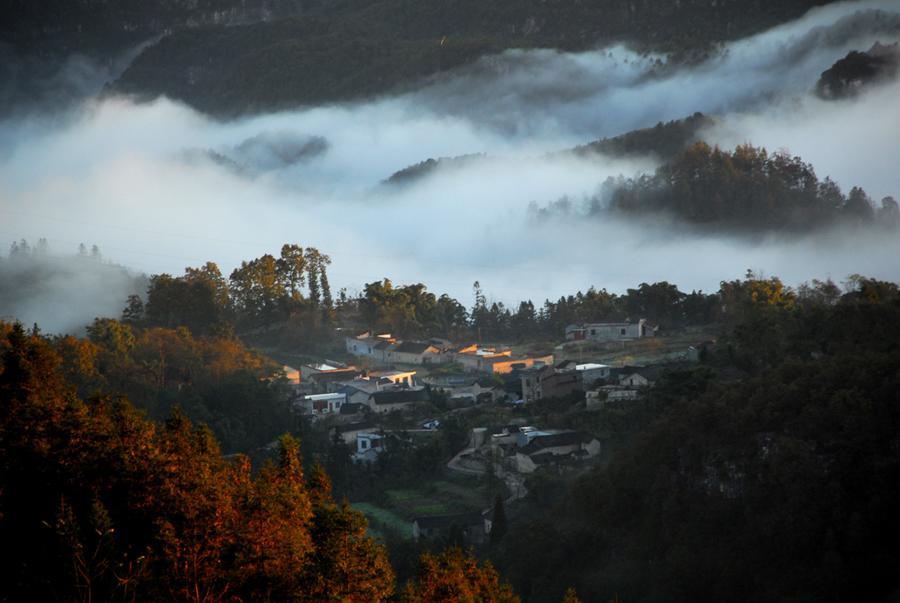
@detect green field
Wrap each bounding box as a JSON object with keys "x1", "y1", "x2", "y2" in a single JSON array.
[{"x1": 352, "y1": 502, "x2": 412, "y2": 538}]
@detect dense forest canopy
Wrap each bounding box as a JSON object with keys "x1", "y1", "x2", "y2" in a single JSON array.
[
  {"x1": 486, "y1": 275, "x2": 900, "y2": 602},
  {"x1": 816, "y1": 41, "x2": 900, "y2": 99},
  {"x1": 0, "y1": 321, "x2": 530, "y2": 601},
  {"x1": 602, "y1": 142, "x2": 899, "y2": 232},
  {"x1": 83, "y1": 0, "x2": 840, "y2": 115}
]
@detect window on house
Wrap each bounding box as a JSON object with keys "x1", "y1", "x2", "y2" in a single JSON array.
[
  {"x1": 590, "y1": 329, "x2": 596, "y2": 335},
  {"x1": 361, "y1": 440, "x2": 369, "y2": 449},
  {"x1": 620, "y1": 328, "x2": 626, "y2": 335}
]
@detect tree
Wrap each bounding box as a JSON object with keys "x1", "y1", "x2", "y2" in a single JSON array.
[
  {"x1": 229, "y1": 254, "x2": 283, "y2": 320},
  {"x1": 276, "y1": 244, "x2": 307, "y2": 297},
  {"x1": 121, "y1": 294, "x2": 145, "y2": 324},
  {"x1": 843, "y1": 186, "x2": 874, "y2": 222},
  {"x1": 561, "y1": 587, "x2": 582, "y2": 603},
  {"x1": 402, "y1": 548, "x2": 520, "y2": 603},
  {"x1": 878, "y1": 196, "x2": 899, "y2": 228}
]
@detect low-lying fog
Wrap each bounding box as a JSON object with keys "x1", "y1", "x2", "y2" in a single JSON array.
[{"x1": 1, "y1": 0, "x2": 899, "y2": 332}]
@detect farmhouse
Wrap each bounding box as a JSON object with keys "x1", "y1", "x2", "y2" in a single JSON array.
[
  {"x1": 368, "y1": 369, "x2": 416, "y2": 386},
  {"x1": 368, "y1": 388, "x2": 429, "y2": 413},
  {"x1": 514, "y1": 430, "x2": 602, "y2": 473},
  {"x1": 565, "y1": 319, "x2": 656, "y2": 342},
  {"x1": 354, "y1": 432, "x2": 386, "y2": 463},
  {"x1": 295, "y1": 392, "x2": 346, "y2": 417},
  {"x1": 382, "y1": 341, "x2": 443, "y2": 365},
  {"x1": 520, "y1": 366, "x2": 582, "y2": 403},
  {"x1": 332, "y1": 421, "x2": 379, "y2": 445}
]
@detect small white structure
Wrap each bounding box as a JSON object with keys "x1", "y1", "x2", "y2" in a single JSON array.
[
  {"x1": 565, "y1": 320, "x2": 655, "y2": 342},
  {"x1": 296, "y1": 392, "x2": 346, "y2": 417},
  {"x1": 575, "y1": 363, "x2": 611, "y2": 385},
  {"x1": 300, "y1": 362, "x2": 345, "y2": 380},
  {"x1": 333, "y1": 422, "x2": 378, "y2": 445},
  {"x1": 354, "y1": 432, "x2": 386, "y2": 463},
  {"x1": 382, "y1": 341, "x2": 443, "y2": 365},
  {"x1": 368, "y1": 369, "x2": 416, "y2": 387},
  {"x1": 345, "y1": 332, "x2": 394, "y2": 359},
  {"x1": 619, "y1": 372, "x2": 653, "y2": 388}
]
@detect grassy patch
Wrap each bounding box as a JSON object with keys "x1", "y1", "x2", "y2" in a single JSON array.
[
  {"x1": 410, "y1": 503, "x2": 451, "y2": 516},
  {"x1": 352, "y1": 502, "x2": 412, "y2": 538},
  {"x1": 386, "y1": 489, "x2": 420, "y2": 502}
]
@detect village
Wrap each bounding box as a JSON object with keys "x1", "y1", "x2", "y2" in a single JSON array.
[{"x1": 279, "y1": 319, "x2": 711, "y2": 546}]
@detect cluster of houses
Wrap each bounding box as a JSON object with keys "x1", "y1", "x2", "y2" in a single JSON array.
[
  {"x1": 344, "y1": 332, "x2": 554, "y2": 374},
  {"x1": 467, "y1": 424, "x2": 603, "y2": 475},
  {"x1": 409, "y1": 424, "x2": 605, "y2": 546},
  {"x1": 286, "y1": 361, "x2": 429, "y2": 418},
  {"x1": 520, "y1": 360, "x2": 667, "y2": 406},
  {"x1": 283, "y1": 321, "x2": 709, "y2": 546}
]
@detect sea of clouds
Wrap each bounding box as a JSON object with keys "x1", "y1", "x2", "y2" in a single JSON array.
[{"x1": 1, "y1": 0, "x2": 899, "y2": 332}]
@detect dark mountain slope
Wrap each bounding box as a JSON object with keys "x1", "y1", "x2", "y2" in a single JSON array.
[
  {"x1": 109, "y1": 0, "x2": 840, "y2": 115},
  {"x1": 816, "y1": 41, "x2": 900, "y2": 99}
]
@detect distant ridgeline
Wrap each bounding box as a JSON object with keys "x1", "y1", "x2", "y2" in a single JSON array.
[
  {"x1": 384, "y1": 154, "x2": 486, "y2": 187},
  {"x1": 94, "y1": 0, "x2": 839, "y2": 115},
  {"x1": 571, "y1": 112, "x2": 713, "y2": 161},
  {"x1": 384, "y1": 114, "x2": 712, "y2": 187},
  {"x1": 816, "y1": 41, "x2": 900, "y2": 100},
  {"x1": 524, "y1": 135, "x2": 898, "y2": 234}
]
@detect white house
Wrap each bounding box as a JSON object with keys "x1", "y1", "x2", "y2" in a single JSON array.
[
  {"x1": 345, "y1": 332, "x2": 394, "y2": 358},
  {"x1": 368, "y1": 369, "x2": 416, "y2": 387},
  {"x1": 333, "y1": 422, "x2": 379, "y2": 445},
  {"x1": 295, "y1": 392, "x2": 346, "y2": 417},
  {"x1": 338, "y1": 379, "x2": 382, "y2": 405},
  {"x1": 300, "y1": 361, "x2": 346, "y2": 380},
  {"x1": 575, "y1": 363, "x2": 611, "y2": 385},
  {"x1": 565, "y1": 320, "x2": 655, "y2": 342},
  {"x1": 618, "y1": 366, "x2": 664, "y2": 388},
  {"x1": 354, "y1": 432, "x2": 386, "y2": 463},
  {"x1": 382, "y1": 341, "x2": 443, "y2": 365}
]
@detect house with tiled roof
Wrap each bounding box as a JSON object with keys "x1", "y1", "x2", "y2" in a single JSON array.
[
  {"x1": 513, "y1": 430, "x2": 601, "y2": 473},
  {"x1": 367, "y1": 387, "x2": 429, "y2": 413},
  {"x1": 382, "y1": 340, "x2": 442, "y2": 365}
]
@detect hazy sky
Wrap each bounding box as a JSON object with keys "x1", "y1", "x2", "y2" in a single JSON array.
[{"x1": 1, "y1": 0, "x2": 899, "y2": 331}]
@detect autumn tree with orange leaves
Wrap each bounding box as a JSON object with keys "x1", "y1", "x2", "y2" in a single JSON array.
[{"x1": 0, "y1": 323, "x2": 395, "y2": 601}]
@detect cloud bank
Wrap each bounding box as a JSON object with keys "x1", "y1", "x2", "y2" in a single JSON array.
[{"x1": 1, "y1": 0, "x2": 899, "y2": 331}]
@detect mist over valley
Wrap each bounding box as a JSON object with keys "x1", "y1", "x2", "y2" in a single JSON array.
[{"x1": 2, "y1": 3, "x2": 900, "y2": 602}]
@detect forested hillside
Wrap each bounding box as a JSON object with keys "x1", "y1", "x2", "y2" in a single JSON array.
[
  {"x1": 3, "y1": 268, "x2": 899, "y2": 601},
  {"x1": 816, "y1": 41, "x2": 900, "y2": 99},
  {"x1": 604, "y1": 142, "x2": 900, "y2": 232},
  {"x1": 486, "y1": 277, "x2": 900, "y2": 602},
  {"x1": 0, "y1": 322, "x2": 518, "y2": 601},
  {"x1": 109, "y1": 0, "x2": 838, "y2": 115}
]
